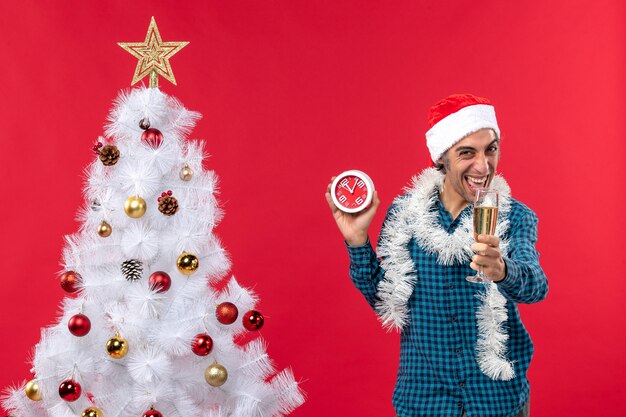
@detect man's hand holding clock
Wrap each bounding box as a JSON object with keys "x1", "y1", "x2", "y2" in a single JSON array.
[{"x1": 325, "y1": 170, "x2": 379, "y2": 247}]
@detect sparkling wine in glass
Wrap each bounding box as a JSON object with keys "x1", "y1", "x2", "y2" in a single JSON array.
[{"x1": 466, "y1": 188, "x2": 499, "y2": 284}]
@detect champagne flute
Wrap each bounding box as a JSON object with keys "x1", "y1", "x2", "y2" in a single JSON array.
[{"x1": 466, "y1": 188, "x2": 499, "y2": 284}]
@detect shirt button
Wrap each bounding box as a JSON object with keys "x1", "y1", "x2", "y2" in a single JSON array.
[
  {"x1": 450, "y1": 315, "x2": 457, "y2": 322},
  {"x1": 459, "y1": 382, "x2": 465, "y2": 388},
  {"x1": 455, "y1": 348, "x2": 461, "y2": 355},
  {"x1": 448, "y1": 284, "x2": 454, "y2": 289}
]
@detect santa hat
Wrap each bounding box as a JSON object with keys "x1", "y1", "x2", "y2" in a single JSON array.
[{"x1": 425, "y1": 94, "x2": 500, "y2": 162}]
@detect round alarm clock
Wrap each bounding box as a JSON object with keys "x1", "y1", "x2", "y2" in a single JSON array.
[{"x1": 331, "y1": 170, "x2": 375, "y2": 213}]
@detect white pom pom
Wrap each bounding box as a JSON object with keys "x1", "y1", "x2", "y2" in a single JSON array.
[
  {"x1": 127, "y1": 347, "x2": 173, "y2": 384},
  {"x1": 121, "y1": 222, "x2": 160, "y2": 261},
  {"x1": 134, "y1": 137, "x2": 182, "y2": 176},
  {"x1": 117, "y1": 160, "x2": 162, "y2": 198},
  {"x1": 125, "y1": 282, "x2": 167, "y2": 319}
]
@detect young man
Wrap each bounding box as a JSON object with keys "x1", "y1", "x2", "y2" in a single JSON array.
[{"x1": 325, "y1": 94, "x2": 547, "y2": 417}]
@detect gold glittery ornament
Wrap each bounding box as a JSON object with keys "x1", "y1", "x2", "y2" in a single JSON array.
[
  {"x1": 124, "y1": 196, "x2": 147, "y2": 218},
  {"x1": 82, "y1": 408, "x2": 103, "y2": 417},
  {"x1": 97, "y1": 221, "x2": 112, "y2": 237},
  {"x1": 25, "y1": 379, "x2": 42, "y2": 401},
  {"x1": 106, "y1": 335, "x2": 129, "y2": 359},
  {"x1": 118, "y1": 17, "x2": 189, "y2": 88},
  {"x1": 204, "y1": 362, "x2": 228, "y2": 387},
  {"x1": 176, "y1": 252, "x2": 199, "y2": 275},
  {"x1": 180, "y1": 164, "x2": 193, "y2": 181}
]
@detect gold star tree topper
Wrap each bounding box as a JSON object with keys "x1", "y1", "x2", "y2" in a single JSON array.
[{"x1": 118, "y1": 17, "x2": 189, "y2": 88}]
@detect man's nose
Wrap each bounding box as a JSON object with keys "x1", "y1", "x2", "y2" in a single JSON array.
[{"x1": 475, "y1": 153, "x2": 489, "y2": 174}]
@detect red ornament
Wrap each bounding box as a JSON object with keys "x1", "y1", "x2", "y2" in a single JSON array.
[
  {"x1": 59, "y1": 379, "x2": 82, "y2": 402},
  {"x1": 141, "y1": 128, "x2": 163, "y2": 148},
  {"x1": 143, "y1": 409, "x2": 163, "y2": 417},
  {"x1": 191, "y1": 333, "x2": 213, "y2": 356},
  {"x1": 158, "y1": 190, "x2": 173, "y2": 203},
  {"x1": 68, "y1": 314, "x2": 91, "y2": 337},
  {"x1": 60, "y1": 271, "x2": 81, "y2": 293},
  {"x1": 92, "y1": 142, "x2": 103, "y2": 154},
  {"x1": 216, "y1": 302, "x2": 239, "y2": 325},
  {"x1": 242, "y1": 310, "x2": 264, "y2": 331},
  {"x1": 148, "y1": 271, "x2": 171, "y2": 293}
]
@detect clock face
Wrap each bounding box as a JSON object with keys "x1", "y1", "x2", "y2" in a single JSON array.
[{"x1": 331, "y1": 171, "x2": 374, "y2": 213}]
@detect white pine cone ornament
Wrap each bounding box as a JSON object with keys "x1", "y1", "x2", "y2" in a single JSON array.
[{"x1": 121, "y1": 259, "x2": 143, "y2": 281}]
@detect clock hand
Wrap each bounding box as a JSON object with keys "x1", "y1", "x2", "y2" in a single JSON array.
[{"x1": 349, "y1": 179, "x2": 358, "y2": 194}]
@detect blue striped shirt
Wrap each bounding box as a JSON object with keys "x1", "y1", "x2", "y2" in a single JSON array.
[{"x1": 347, "y1": 195, "x2": 548, "y2": 417}]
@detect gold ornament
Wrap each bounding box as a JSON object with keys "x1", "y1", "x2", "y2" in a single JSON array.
[
  {"x1": 204, "y1": 362, "x2": 228, "y2": 387},
  {"x1": 82, "y1": 408, "x2": 103, "y2": 417},
  {"x1": 97, "y1": 221, "x2": 112, "y2": 237},
  {"x1": 176, "y1": 252, "x2": 199, "y2": 275},
  {"x1": 124, "y1": 196, "x2": 147, "y2": 218},
  {"x1": 180, "y1": 164, "x2": 193, "y2": 181},
  {"x1": 25, "y1": 379, "x2": 42, "y2": 401},
  {"x1": 106, "y1": 335, "x2": 129, "y2": 359},
  {"x1": 118, "y1": 16, "x2": 189, "y2": 88}
]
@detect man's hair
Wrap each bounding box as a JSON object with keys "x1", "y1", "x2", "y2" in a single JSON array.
[{"x1": 433, "y1": 155, "x2": 449, "y2": 174}]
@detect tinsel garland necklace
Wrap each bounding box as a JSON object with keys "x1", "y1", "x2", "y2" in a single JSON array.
[{"x1": 375, "y1": 168, "x2": 515, "y2": 381}]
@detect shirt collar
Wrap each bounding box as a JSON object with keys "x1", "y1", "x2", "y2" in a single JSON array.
[{"x1": 435, "y1": 194, "x2": 472, "y2": 231}]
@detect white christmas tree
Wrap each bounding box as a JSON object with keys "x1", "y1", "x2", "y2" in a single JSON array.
[{"x1": 2, "y1": 18, "x2": 304, "y2": 417}]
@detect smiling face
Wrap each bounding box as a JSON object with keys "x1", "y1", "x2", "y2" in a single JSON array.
[{"x1": 438, "y1": 128, "x2": 500, "y2": 205}]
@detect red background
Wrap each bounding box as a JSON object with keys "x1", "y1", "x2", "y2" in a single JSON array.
[{"x1": 0, "y1": 1, "x2": 624, "y2": 416}]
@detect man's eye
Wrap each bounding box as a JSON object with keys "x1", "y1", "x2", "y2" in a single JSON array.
[
  {"x1": 487, "y1": 146, "x2": 498, "y2": 153},
  {"x1": 460, "y1": 151, "x2": 472, "y2": 157}
]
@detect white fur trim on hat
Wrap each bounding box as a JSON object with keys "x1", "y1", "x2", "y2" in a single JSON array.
[{"x1": 425, "y1": 104, "x2": 500, "y2": 163}]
